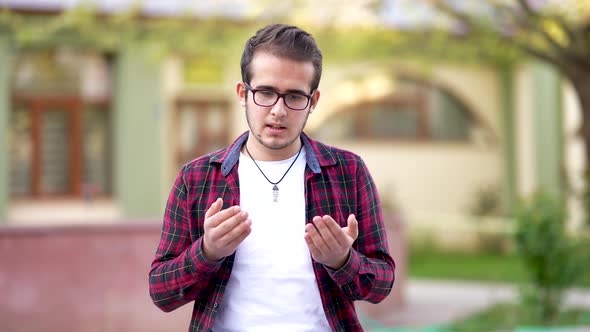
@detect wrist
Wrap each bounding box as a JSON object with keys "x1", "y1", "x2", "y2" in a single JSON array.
[
  {"x1": 202, "y1": 239, "x2": 223, "y2": 262},
  {"x1": 327, "y1": 250, "x2": 350, "y2": 270}
]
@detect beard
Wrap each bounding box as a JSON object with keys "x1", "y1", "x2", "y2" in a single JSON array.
[{"x1": 245, "y1": 104, "x2": 310, "y2": 151}]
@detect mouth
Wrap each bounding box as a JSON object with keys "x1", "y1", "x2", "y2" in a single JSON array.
[{"x1": 266, "y1": 124, "x2": 287, "y2": 132}]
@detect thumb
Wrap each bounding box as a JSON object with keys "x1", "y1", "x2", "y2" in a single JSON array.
[
  {"x1": 205, "y1": 198, "x2": 223, "y2": 219},
  {"x1": 346, "y1": 214, "x2": 359, "y2": 240}
]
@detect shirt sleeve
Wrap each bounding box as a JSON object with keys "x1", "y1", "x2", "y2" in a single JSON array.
[
  {"x1": 324, "y1": 158, "x2": 395, "y2": 304},
  {"x1": 148, "y1": 167, "x2": 224, "y2": 312}
]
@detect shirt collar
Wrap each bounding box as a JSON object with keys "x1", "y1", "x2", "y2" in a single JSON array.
[{"x1": 213, "y1": 131, "x2": 336, "y2": 176}]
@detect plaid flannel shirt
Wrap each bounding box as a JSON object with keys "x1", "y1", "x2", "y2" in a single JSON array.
[{"x1": 149, "y1": 131, "x2": 395, "y2": 332}]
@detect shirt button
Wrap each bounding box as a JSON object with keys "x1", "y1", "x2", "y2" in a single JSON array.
[{"x1": 213, "y1": 303, "x2": 219, "y2": 309}]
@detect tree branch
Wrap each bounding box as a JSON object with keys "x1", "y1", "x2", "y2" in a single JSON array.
[
  {"x1": 429, "y1": 0, "x2": 473, "y2": 27},
  {"x1": 552, "y1": 14, "x2": 577, "y2": 46},
  {"x1": 492, "y1": 0, "x2": 568, "y2": 55},
  {"x1": 516, "y1": 42, "x2": 564, "y2": 68},
  {"x1": 433, "y1": 0, "x2": 572, "y2": 70},
  {"x1": 515, "y1": 0, "x2": 535, "y2": 16},
  {"x1": 436, "y1": 2, "x2": 563, "y2": 67},
  {"x1": 569, "y1": 22, "x2": 590, "y2": 65},
  {"x1": 517, "y1": 0, "x2": 575, "y2": 46}
]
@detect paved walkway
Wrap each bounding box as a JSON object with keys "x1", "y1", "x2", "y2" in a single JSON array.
[{"x1": 373, "y1": 279, "x2": 590, "y2": 330}]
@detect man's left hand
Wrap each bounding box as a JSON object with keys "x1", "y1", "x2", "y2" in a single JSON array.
[{"x1": 304, "y1": 214, "x2": 359, "y2": 270}]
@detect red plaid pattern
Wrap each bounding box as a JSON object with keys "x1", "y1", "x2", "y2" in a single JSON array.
[{"x1": 149, "y1": 131, "x2": 395, "y2": 332}]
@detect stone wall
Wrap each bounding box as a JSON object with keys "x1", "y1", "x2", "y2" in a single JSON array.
[
  {"x1": 356, "y1": 214, "x2": 407, "y2": 323},
  {"x1": 0, "y1": 218, "x2": 406, "y2": 331},
  {"x1": 0, "y1": 222, "x2": 191, "y2": 332}
]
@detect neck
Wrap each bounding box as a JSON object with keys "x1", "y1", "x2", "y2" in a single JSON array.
[{"x1": 244, "y1": 135, "x2": 303, "y2": 161}]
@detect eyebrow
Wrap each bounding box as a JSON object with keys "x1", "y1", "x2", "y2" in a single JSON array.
[{"x1": 254, "y1": 85, "x2": 310, "y2": 95}]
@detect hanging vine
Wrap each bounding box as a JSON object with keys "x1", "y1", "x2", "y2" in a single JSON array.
[
  {"x1": 0, "y1": 5, "x2": 520, "y2": 66},
  {"x1": 0, "y1": 6, "x2": 251, "y2": 61}
]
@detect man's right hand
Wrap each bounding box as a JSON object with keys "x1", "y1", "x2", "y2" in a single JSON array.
[{"x1": 202, "y1": 198, "x2": 252, "y2": 261}]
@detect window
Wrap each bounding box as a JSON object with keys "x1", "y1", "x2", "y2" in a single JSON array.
[
  {"x1": 315, "y1": 76, "x2": 484, "y2": 142},
  {"x1": 9, "y1": 50, "x2": 112, "y2": 199},
  {"x1": 174, "y1": 98, "x2": 231, "y2": 169}
]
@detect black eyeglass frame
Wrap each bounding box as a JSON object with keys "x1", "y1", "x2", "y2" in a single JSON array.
[{"x1": 243, "y1": 82, "x2": 314, "y2": 111}]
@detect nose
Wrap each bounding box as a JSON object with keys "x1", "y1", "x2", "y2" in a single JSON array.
[{"x1": 269, "y1": 96, "x2": 288, "y2": 118}]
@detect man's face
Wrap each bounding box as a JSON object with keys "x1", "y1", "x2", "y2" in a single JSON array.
[{"x1": 237, "y1": 51, "x2": 320, "y2": 160}]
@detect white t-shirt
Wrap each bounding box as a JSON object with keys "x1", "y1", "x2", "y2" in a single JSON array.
[{"x1": 211, "y1": 148, "x2": 331, "y2": 332}]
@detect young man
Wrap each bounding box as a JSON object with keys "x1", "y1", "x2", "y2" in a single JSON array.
[{"x1": 149, "y1": 24, "x2": 395, "y2": 332}]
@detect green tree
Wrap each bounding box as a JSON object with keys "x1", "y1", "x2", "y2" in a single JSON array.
[
  {"x1": 515, "y1": 191, "x2": 589, "y2": 324},
  {"x1": 424, "y1": 0, "x2": 590, "y2": 174},
  {"x1": 256, "y1": 0, "x2": 590, "y2": 167}
]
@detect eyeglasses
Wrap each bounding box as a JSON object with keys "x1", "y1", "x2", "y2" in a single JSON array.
[{"x1": 243, "y1": 82, "x2": 313, "y2": 111}]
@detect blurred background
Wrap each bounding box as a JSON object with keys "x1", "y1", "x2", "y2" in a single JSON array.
[{"x1": 0, "y1": 0, "x2": 589, "y2": 331}]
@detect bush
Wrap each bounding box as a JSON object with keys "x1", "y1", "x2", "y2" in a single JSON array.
[
  {"x1": 515, "y1": 191, "x2": 590, "y2": 324},
  {"x1": 469, "y1": 184, "x2": 513, "y2": 254}
]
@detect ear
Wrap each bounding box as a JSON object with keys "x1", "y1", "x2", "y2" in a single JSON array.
[
  {"x1": 309, "y1": 90, "x2": 320, "y2": 113},
  {"x1": 236, "y1": 82, "x2": 247, "y2": 107}
]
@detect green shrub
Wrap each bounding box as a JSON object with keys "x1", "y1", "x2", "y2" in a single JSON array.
[
  {"x1": 515, "y1": 191, "x2": 589, "y2": 324},
  {"x1": 468, "y1": 184, "x2": 514, "y2": 254},
  {"x1": 469, "y1": 185, "x2": 506, "y2": 217}
]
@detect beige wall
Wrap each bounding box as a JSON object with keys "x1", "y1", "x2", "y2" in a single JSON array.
[
  {"x1": 515, "y1": 65, "x2": 537, "y2": 197},
  {"x1": 311, "y1": 63, "x2": 503, "y2": 222},
  {"x1": 563, "y1": 78, "x2": 586, "y2": 229},
  {"x1": 160, "y1": 57, "x2": 243, "y2": 200},
  {"x1": 432, "y1": 66, "x2": 501, "y2": 135},
  {"x1": 333, "y1": 142, "x2": 502, "y2": 216},
  {"x1": 308, "y1": 63, "x2": 501, "y2": 135},
  {"x1": 163, "y1": 59, "x2": 505, "y2": 227}
]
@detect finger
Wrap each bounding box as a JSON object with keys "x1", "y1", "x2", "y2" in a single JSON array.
[
  {"x1": 306, "y1": 222, "x2": 322, "y2": 239},
  {"x1": 223, "y1": 219, "x2": 252, "y2": 248},
  {"x1": 205, "y1": 198, "x2": 223, "y2": 220},
  {"x1": 316, "y1": 216, "x2": 345, "y2": 248},
  {"x1": 206, "y1": 205, "x2": 242, "y2": 228},
  {"x1": 347, "y1": 214, "x2": 359, "y2": 240},
  {"x1": 215, "y1": 210, "x2": 248, "y2": 234},
  {"x1": 304, "y1": 232, "x2": 322, "y2": 258},
  {"x1": 310, "y1": 216, "x2": 322, "y2": 235},
  {"x1": 320, "y1": 215, "x2": 348, "y2": 247},
  {"x1": 305, "y1": 222, "x2": 329, "y2": 254},
  {"x1": 210, "y1": 210, "x2": 248, "y2": 240},
  {"x1": 217, "y1": 217, "x2": 251, "y2": 246}
]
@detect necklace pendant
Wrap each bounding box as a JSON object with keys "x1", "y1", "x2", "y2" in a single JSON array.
[{"x1": 272, "y1": 184, "x2": 279, "y2": 202}]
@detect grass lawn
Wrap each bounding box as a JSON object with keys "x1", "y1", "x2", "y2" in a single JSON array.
[
  {"x1": 365, "y1": 304, "x2": 590, "y2": 331},
  {"x1": 384, "y1": 248, "x2": 590, "y2": 331},
  {"x1": 408, "y1": 249, "x2": 590, "y2": 287},
  {"x1": 445, "y1": 303, "x2": 590, "y2": 331}
]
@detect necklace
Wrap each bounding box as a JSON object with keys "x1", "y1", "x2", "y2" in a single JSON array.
[{"x1": 245, "y1": 144, "x2": 303, "y2": 202}]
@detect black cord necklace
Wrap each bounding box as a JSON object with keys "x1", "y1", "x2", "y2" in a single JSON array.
[{"x1": 245, "y1": 143, "x2": 303, "y2": 202}]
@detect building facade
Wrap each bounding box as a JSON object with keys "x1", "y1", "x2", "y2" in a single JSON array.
[{"x1": 0, "y1": 5, "x2": 576, "y2": 234}]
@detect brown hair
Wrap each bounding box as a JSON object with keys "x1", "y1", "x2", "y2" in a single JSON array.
[{"x1": 240, "y1": 24, "x2": 323, "y2": 92}]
